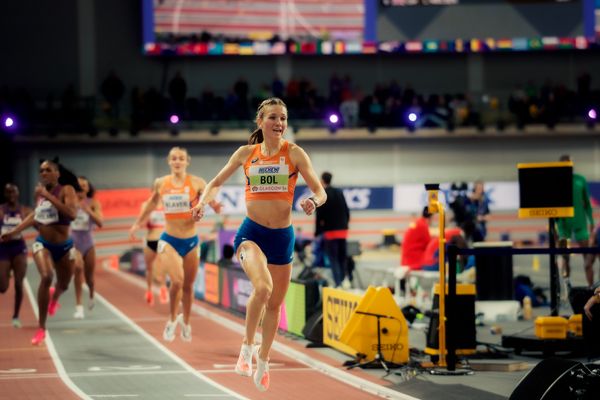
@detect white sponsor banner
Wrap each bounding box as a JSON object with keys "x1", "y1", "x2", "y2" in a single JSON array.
[
  {"x1": 204, "y1": 186, "x2": 246, "y2": 215},
  {"x1": 393, "y1": 181, "x2": 519, "y2": 212}
]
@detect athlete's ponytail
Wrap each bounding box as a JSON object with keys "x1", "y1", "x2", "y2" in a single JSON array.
[
  {"x1": 248, "y1": 97, "x2": 287, "y2": 145},
  {"x1": 248, "y1": 128, "x2": 263, "y2": 144}
]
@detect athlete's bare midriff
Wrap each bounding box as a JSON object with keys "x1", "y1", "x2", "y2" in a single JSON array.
[
  {"x1": 37, "y1": 224, "x2": 70, "y2": 243},
  {"x1": 164, "y1": 218, "x2": 196, "y2": 238},
  {"x1": 246, "y1": 200, "x2": 292, "y2": 228}
]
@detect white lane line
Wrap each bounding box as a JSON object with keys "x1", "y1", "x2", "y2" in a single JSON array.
[
  {"x1": 212, "y1": 362, "x2": 285, "y2": 369},
  {"x1": 93, "y1": 291, "x2": 247, "y2": 400},
  {"x1": 90, "y1": 395, "x2": 139, "y2": 398},
  {"x1": 0, "y1": 373, "x2": 60, "y2": 380},
  {"x1": 0, "y1": 367, "x2": 316, "y2": 381},
  {"x1": 108, "y1": 266, "x2": 419, "y2": 400},
  {"x1": 24, "y1": 278, "x2": 93, "y2": 400},
  {"x1": 0, "y1": 368, "x2": 37, "y2": 374},
  {"x1": 47, "y1": 316, "x2": 167, "y2": 327},
  {"x1": 0, "y1": 370, "x2": 187, "y2": 380},
  {"x1": 199, "y1": 367, "x2": 312, "y2": 374}
]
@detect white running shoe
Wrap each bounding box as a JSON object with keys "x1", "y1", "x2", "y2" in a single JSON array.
[
  {"x1": 235, "y1": 343, "x2": 256, "y2": 377},
  {"x1": 253, "y1": 353, "x2": 270, "y2": 391},
  {"x1": 162, "y1": 318, "x2": 177, "y2": 342},
  {"x1": 88, "y1": 298, "x2": 95, "y2": 311},
  {"x1": 73, "y1": 305, "x2": 85, "y2": 319},
  {"x1": 177, "y1": 314, "x2": 192, "y2": 342}
]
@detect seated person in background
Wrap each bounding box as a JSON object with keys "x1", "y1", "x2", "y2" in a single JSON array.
[
  {"x1": 401, "y1": 207, "x2": 432, "y2": 270},
  {"x1": 514, "y1": 275, "x2": 548, "y2": 307},
  {"x1": 294, "y1": 227, "x2": 312, "y2": 267},
  {"x1": 217, "y1": 243, "x2": 236, "y2": 268},
  {"x1": 421, "y1": 227, "x2": 468, "y2": 271}
]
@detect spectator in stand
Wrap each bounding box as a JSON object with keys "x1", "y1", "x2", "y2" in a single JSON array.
[
  {"x1": 271, "y1": 76, "x2": 284, "y2": 99},
  {"x1": 100, "y1": 70, "x2": 125, "y2": 119},
  {"x1": 233, "y1": 76, "x2": 249, "y2": 119},
  {"x1": 340, "y1": 87, "x2": 359, "y2": 128},
  {"x1": 168, "y1": 71, "x2": 187, "y2": 116},
  {"x1": 329, "y1": 73, "x2": 343, "y2": 106}
]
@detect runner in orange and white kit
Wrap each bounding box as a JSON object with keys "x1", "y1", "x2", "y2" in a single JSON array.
[
  {"x1": 130, "y1": 147, "x2": 221, "y2": 342},
  {"x1": 192, "y1": 98, "x2": 327, "y2": 392},
  {"x1": 130, "y1": 200, "x2": 168, "y2": 305}
]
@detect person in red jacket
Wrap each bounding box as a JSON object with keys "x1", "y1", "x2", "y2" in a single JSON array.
[{"x1": 401, "y1": 207, "x2": 432, "y2": 270}]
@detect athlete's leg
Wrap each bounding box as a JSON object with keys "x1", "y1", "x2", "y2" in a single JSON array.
[
  {"x1": 0, "y1": 259, "x2": 10, "y2": 293},
  {"x1": 258, "y1": 262, "x2": 292, "y2": 361},
  {"x1": 83, "y1": 247, "x2": 96, "y2": 301},
  {"x1": 237, "y1": 241, "x2": 271, "y2": 346},
  {"x1": 558, "y1": 238, "x2": 570, "y2": 278},
  {"x1": 11, "y1": 254, "x2": 27, "y2": 320},
  {"x1": 159, "y1": 243, "x2": 183, "y2": 322},
  {"x1": 143, "y1": 246, "x2": 156, "y2": 303},
  {"x1": 575, "y1": 239, "x2": 593, "y2": 286},
  {"x1": 32, "y1": 248, "x2": 54, "y2": 330},
  {"x1": 53, "y1": 250, "x2": 75, "y2": 302},
  {"x1": 73, "y1": 250, "x2": 84, "y2": 306},
  {"x1": 180, "y1": 246, "x2": 199, "y2": 325}
]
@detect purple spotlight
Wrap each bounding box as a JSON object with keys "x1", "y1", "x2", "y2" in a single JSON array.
[
  {"x1": 4, "y1": 117, "x2": 14, "y2": 128},
  {"x1": 408, "y1": 112, "x2": 418, "y2": 123},
  {"x1": 588, "y1": 109, "x2": 597, "y2": 120},
  {"x1": 328, "y1": 114, "x2": 339, "y2": 124},
  {"x1": 169, "y1": 114, "x2": 180, "y2": 124}
]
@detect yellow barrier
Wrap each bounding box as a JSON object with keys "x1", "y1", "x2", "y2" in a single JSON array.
[
  {"x1": 339, "y1": 286, "x2": 409, "y2": 364},
  {"x1": 322, "y1": 287, "x2": 361, "y2": 355}
]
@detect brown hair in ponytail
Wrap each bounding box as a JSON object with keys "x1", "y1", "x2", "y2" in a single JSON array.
[{"x1": 248, "y1": 97, "x2": 287, "y2": 145}]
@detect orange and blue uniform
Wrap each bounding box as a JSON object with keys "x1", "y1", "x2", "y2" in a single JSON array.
[
  {"x1": 244, "y1": 140, "x2": 298, "y2": 204},
  {"x1": 234, "y1": 141, "x2": 297, "y2": 265},
  {"x1": 157, "y1": 175, "x2": 200, "y2": 257}
]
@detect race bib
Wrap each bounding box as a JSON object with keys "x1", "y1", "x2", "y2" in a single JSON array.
[
  {"x1": 162, "y1": 193, "x2": 190, "y2": 214},
  {"x1": 71, "y1": 208, "x2": 90, "y2": 231},
  {"x1": 1, "y1": 215, "x2": 22, "y2": 237},
  {"x1": 248, "y1": 164, "x2": 289, "y2": 193},
  {"x1": 34, "y1": 200, "x2": 59, "y2": 225}
]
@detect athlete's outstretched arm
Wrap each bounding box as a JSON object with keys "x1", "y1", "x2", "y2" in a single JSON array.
[
  {"x1": 191, "y1": 146, "x2": 249, "y2": 220},
  {"x1": 291, "y1": 144, "x2": 327, "y2": 216},
  {"x1": 193, "y1": 176, "x2": 223, "y2": 214},
  {"x1": 129, "y1": 178, "x2": 162, "y2": 239}
]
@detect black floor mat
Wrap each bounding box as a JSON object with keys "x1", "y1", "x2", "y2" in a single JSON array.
[{"x1": 394, "y1": 380, "x2": 507, "y2": 400}]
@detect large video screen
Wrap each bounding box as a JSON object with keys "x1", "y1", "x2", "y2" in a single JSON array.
[
  {"x1": 378, "y1": 0, "x2": 583, "y2": 41},
  {"x1": 142, "y1": 0, "x2": 597, "y2": 56}
]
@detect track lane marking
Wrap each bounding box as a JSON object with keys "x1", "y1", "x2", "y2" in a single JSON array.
[
  {"x1": 24, "y1": 278, "x2": 94, "y2": 400},
  {"x1": 107, "y1": 266, "x2": 419, "y2": 400}
]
